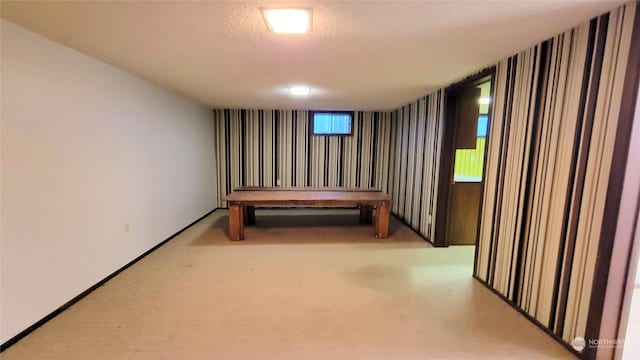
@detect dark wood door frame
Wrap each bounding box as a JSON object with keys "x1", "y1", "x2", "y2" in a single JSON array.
[{"x1": 433, "y1": 67, "x2": 496, "y2": 247}]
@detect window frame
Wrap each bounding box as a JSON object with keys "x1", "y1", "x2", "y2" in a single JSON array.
[{"x1": 309, "y1": 110, "x2": 355, "y2": 136}]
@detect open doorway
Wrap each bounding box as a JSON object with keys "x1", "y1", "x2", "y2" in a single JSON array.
[{"x1": 435, "y1": 71, "x2": 494, "y2": 247}]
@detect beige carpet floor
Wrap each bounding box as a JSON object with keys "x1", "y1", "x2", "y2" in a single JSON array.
[{"x1": 2, "y1": 209, "x2": 573, "y2": 359}]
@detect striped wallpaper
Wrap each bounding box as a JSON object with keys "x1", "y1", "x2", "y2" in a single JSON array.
[
  {"x1": 386, "y1": 91, "x2": 445, "y2": 242},
  {"x1": 213, "y1": 109, "x2": 394, "y2": 208},
  {"x1": 475, "y1": 2, "x2": 637, "y2": 355},
  {"x1": 213, "y1": 92, "x2": 446, "y2": 242}
]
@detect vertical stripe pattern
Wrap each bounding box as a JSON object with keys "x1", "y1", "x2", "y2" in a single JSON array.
[
  {"x1": 214, "y1": 91, "x2": 448, "y2": 244},
  {"x1": 213, "y1": 110, "x2": 394, "y2": 208},
  {"x1": 475, "y1": 2, "x2": 636, "y2": 350},
  {"x1": 387, "y1": 92, "x2": 445, "y2": 241}
]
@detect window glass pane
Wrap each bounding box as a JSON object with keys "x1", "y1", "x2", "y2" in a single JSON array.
[
  {"x1": 331, "y1": 114, "x2": 351, "y2": 134},
  {"x1": 453, "y1": 80, "x2": 491, "y2": 183},
  {"x1": 313, "y1": 113, "x2": 332, "y2": 134},
  {"x1": 313, "y1": 112, "x2": 352, "y2": 135},
  {"x1": 453, "y1": 138, "x2": 486, "y2": 182},
  {"x1": 477, "y1": 115, "x2": 489, "y2": 137}
]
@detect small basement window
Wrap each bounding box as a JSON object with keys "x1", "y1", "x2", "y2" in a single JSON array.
[{"x1": 311, "y1": 111, "x2": 353, "y2": 135}]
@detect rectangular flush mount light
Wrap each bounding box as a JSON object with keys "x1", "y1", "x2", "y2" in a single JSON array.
[{"x1": 262, "y1": 8, "x2": 311, "y2": 34}]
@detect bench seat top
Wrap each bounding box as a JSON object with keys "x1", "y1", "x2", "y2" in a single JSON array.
[
  {"x1": 235, "y1": 186, "x2": 381, "y2": 192},
  {"x1": 225, "y1": 189, "x2": 390, "y2": 206}
]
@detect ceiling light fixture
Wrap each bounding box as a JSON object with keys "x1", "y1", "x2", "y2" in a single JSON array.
[
  {"x1": 479, "y1": 97, "x2": 491, "y2": 105},
  {"x1": 289, "y1": 86, "x2": 311, "y2": 97},
  {"x1": 262, "y1": 8, "x2": 312, "y2": 34}
]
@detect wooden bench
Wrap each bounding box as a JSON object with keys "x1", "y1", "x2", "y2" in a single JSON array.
[{"x1": 224, "y1": 188, "x2": 391, "y2": 240}]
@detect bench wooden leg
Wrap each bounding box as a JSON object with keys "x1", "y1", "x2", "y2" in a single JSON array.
[
  {"x1": 229, "y1": 204, "x2": 245, "y2": 241},
  {"x1": 359, "y1": 205, "x2": 373, "y2": 224},
  {"x1": 244, "y1": 206, "x2": 256, "y2": 225},
  {"x1": 375, "y1": 202, "x2": 390, "y2": 239}
]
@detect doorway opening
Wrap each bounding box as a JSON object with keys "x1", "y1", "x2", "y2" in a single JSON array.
[{"x1": 434, "y1": 70, "x2": 495, "y2": 247}]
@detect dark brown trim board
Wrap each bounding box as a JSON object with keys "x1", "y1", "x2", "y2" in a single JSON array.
[
  {"x1": 433, "y1": 90, "x2": 457, "y2": 247},
  {"x1": 445, "y1": 67, "x2": 496, "y2": 93},
  {"x1": 473, "y1": 72, "x2": 497, "y2": 275},
  {"x1": 0, "y1": 208, "x2": 219, "y2": 353},
  {"x1": 583, "y1": 6, "x2": 640, "y2": 360}
]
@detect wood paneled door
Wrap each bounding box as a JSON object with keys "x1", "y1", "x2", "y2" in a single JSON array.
[{"x1": 436, "y1": 73, "x2": 494, "y2": 246}]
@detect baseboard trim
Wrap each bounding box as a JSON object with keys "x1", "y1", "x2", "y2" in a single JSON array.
[
  {"x1": 472, "y1": 275, "x2": 581, "y2": 359},
  {"x1": 0, "y1": 208, "x2": 220, "y2": 352},
  {"x1": 390, "y1": 213, "x2": 436, "y2": 246}
]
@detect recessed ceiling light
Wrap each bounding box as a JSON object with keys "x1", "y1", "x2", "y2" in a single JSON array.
[
  {"x1": 262, "y1": 8, "x2": 311, "y2": 34},
  {"x1": 479, "y1": 97, "x2": 491, "y2": 105},
  {"x1": 289, "y1": 86, "x2": 310, "y2": 97}
]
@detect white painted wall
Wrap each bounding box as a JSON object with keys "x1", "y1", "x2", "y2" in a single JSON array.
[{"x1": 0, "y1": 20, "x2": 217, "y2": 343}]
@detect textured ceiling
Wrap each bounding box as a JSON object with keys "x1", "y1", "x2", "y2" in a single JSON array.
[{"x1": 0, "y1": 1, "x2": 625, "y2": 111}]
